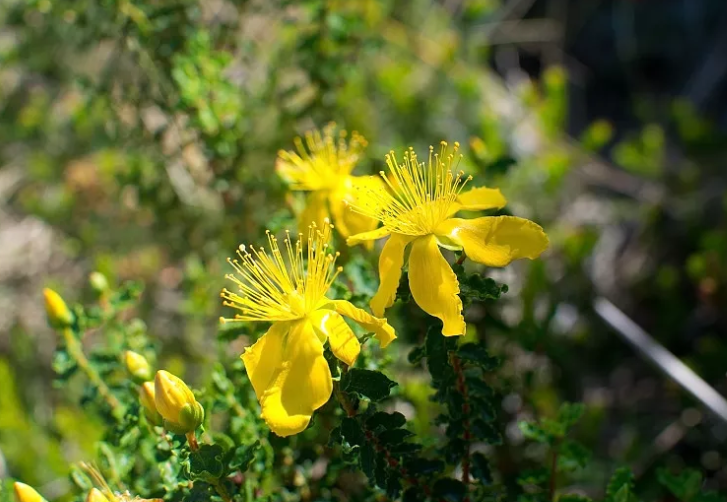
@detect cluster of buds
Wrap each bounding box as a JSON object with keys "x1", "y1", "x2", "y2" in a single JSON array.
[{"x1": 137, "y1": 370, "x2": 204, "y2": 436}]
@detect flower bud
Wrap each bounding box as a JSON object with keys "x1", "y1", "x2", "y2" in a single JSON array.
[
  {"x1": 154, "y1": 370, "x2": 204, "y2": 435},
  {"x1": 139, "y1": 381, "x2": 162, "y2": 426},
  {"x1": 43, "y1": 288, "x2": 74, "y2": 329},
  {"x1": 124, "y1": 351, "x2": 152, "y2": 382},
  {"x1": 14, "y1": 483, "x2": 47, "y2": 502},
  {"x1": 86, "y1": 488, "x2": 111, "y2": 502},
  {"x1": 89, "y1": 272, "x2": 110, "y2": 294}
]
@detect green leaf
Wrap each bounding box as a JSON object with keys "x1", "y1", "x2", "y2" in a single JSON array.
[
  {"x1": 517, "y1": 468, "x2": 549, "y2": 487},
  {"x1": 229, "y1": 441, "x2": 260, "y2": 472},
  {"x1": 518, "y1": 421, "x2": 551, "y2": 443},
  {"x1": 341, "y1": 369, "x2": 397, "y2": 402},
  {"x1": 657, "y1": 468, "x2": 703, "y2": 501},
  {"x1": 557, "y1": 402, "x2": 585, "y2": 429},
  {"x1": 471, "y1": 452, "x2": 492, "y2": 484},
  {"x1": 377, "y1": 428, "x2": 414, "y2": 445},
  {"x1": 458, "y1": 273, "x2": 508, "y2": 302},
  {"x1": 341, "y1": 416, "x2": 366, "y2": 447},
  {"x1": 403, "y1": 458, "x2": 444, "y2": 476},
  {"x1": 457, "y1": 343, "x2": 500, "y2": 370},
  {"x1": 472, "y1": 419, "x2": 502, "y2": 445},
  {"x1": 425, "y1": 325, "x2": 458, "y2": 382},
  {"x1": 557, "y1": 440, "x2": 590, "y2": 472},
  {"x1": 606, "y1": 468, "x2": 635, "y2": 502},
  {"x1": 367, "y1": 411, "x2": 407, "y2": 431},
  {"x1": 186, "y1": 444, "x2": 225, "y2": 482},
  {"x1": 433, "y1": 478, "x2": 468, "y2": 502},
  {"x1": 360, "y1": 442, "x2": 376, "y2": 478},
  {"x1": 408, "y1": 345, "x2": 425, "y2": 364}
]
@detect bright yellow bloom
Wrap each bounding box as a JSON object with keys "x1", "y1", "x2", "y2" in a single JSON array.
[
  {"x1": 221, "y1": 220, "x2": 396, "y2": 437},
  {"x1": 276, "y1": 124, "x2": 384, "y2": 243},
  {"x1": 14, "y1": 482, "x2": 47, "y2": 502},
  {"x1": 154, "y1": 370, "x2": 204, "y2": 435},
  {"x1": 348, "y1": 142, "x2": 549, "y2": 336}
]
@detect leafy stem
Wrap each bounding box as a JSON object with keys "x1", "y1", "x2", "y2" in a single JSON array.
[
  {"x1": 61, "y1": 328, "x2": 123, "y2": 418},
  {"x1": 548, "y1": 438, "x2": 561, "y2": 502},
  {"x1": 451, "y1": 354, "x2": 472, "y2": 500}
]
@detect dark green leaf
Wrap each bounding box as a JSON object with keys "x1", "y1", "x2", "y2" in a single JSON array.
[
  {"x1": 377, "y1": 428, "x2": 414, "y2": 445},
  {"x1": 557, "y1": 440, "x2": 590, "y2": 472},
  {"x1": 517, "y1": 468, "x2": 549, "y2": 487},
  {"x1": 558, "y1": 402, "x2": 585, "y2": 429},
  {"x1": 657, "y1": 468, "x2": 703, "y2": 501},
  {"x1": 408, "y1": 345, "x2": 425, "y2": 364},
  {"x1": 341, "y1": 368, "x2": 397, "y2": 402},
  {"x1": 360, "y1": 442, "x2": 376, "y2": 478},
  {"x1": 341, "y1": 417, "x2": 366, "y2": 447},
  {"x1": 457, "y1": 343, "x2": 500, "y2": 370},
  {"x1": 403, "y1": 458, "x2": 444, "y2": 476},
  {"x1": 187, "y1": 444, "x2": 225, "y2": 482},
  {"x1": 519, "y1": 421, "x2": 551, "y2": 443},
  {"x1": 229, "y1": 441, "x2": 260, "y2": 472},
  {"x1": 433, "y1": 478, "x2": 468, "y2": 502},
  {"x1": 471, "y1": 452, "x2": 492, "y2": 484},
  {"x1": 367, "y1": 411, "x2": 407, "y2": 431},
  {"x1": 606, "y1": 468, "x2": 634, "y2": 502}
]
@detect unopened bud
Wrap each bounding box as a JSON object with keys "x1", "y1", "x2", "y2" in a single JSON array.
[
  {"x1": 154, "y1": 370, "x2": 204, "y2": 435},
  {"x1": 139, "y1": 381, "x2": 162, "y2": 426},
  {"x1": 14, "y1": 482, "x2": 47, "y2": 502},
  {"x1": 86, "y1": 488, "x2": 111, "y2": 502},
  {"x1": 43, "y1": 288, "x2": 73, "y2": 329},
  {"x1": 124, "y1": 351, "x2": 152, "y2": 382},
  {"x1": 89, "y1": 272, "x2": 110, "y2": 294}
]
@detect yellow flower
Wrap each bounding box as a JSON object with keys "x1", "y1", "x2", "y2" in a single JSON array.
[
  {"x1": 14, "y1": 482, "x2": 47, "y2": 502},
  {"x1": 43, "y1": 287, "x2": 74, "y2": 328},
  {"x1": 276, "y1": 124, "x2": 384, "y2": 243},
  {"x1": 221, "y1": 220, "x2": 396, "y2": 437},
  {"x1": 153, "y1": 370, "x2": 204, "y2": 435},
  {"x1": 347, "y1": 142, "x2": 549, "y2": 336}
]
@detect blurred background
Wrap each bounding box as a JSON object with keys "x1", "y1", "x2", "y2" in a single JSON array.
[{"x1": 1, "y1": 0, "x2": 727, "y2": 498}]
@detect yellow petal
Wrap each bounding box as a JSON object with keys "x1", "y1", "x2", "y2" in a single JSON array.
[
  {"x1": 86, "y1": 488, "x2": 111, "y2": 502},
  {"x1": 14, "y1": 483, "x2": 46, "y2": 502},
  {"x1": 258, "y1": 320, "x2": 333, "y2": 437},
  {"x1": 336, "y1": 175, "x2": 387, "y2": 242},
  {"x1": 310, "y1": 309, "x2": 361, "y2": 366},
  {"x1": 435, "y1": 216, "x2": 549, "y2": 267},
  {"x1": 346, "y1": 226, "x2": 391, "y2": 246},
  {"x1": 332, "y1": 299, "x2": 396, "y2": 348},
  {"x1": 456, "y1": 186, "x2": 507, "y2": 211},
  {"x1": 408, "y1": 235, "x2": 466, "y2": 336},
  {"x1": 370, "y1": 233, "x2": 414, "y2": 316},
  {"x1": 240, "y1": 322, "x2": 290, "y2": 399},
  {"x1": 298, "y1": 191, "x2": 330, "y2": 232}
]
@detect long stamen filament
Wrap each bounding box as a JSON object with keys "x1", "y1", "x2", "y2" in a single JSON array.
[
  {"x1": 221, "y1": 221, "x2": 340, "y2": 322},
  {"x1": 349, "y1": 141, "x2": 472, "y2": 236}
]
